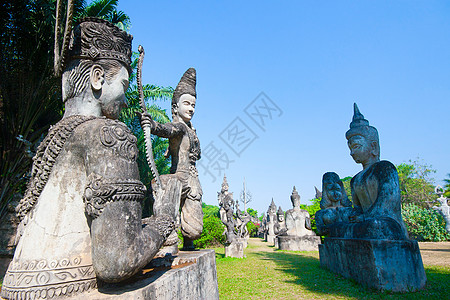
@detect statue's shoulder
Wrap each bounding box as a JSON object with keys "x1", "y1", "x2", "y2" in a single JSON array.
[
  {"x1": 371, "y1": 160, "x2": 398, "y2": 175},
  {"x1": 72, "y1": 117, "x2": 138, "y2": 161}
]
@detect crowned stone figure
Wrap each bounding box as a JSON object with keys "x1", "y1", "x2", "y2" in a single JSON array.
[
  {"x1": 432, "y1": 185, "x2": 450, "y2": 234},
  {"x1": 265, "y1": 199, "x2": 278, "y2": 244},
  {"x1": 277, "y1": 187, "x2": 321, "y2": 251},
  {"x1": 141, "y1": 68, "x2": 203, "y2": 252},
  {"x1": 318, "y1": 103, "x2": 426, "y2": 292},
  {"x1": 1, "y1": 18, "x2": 177, "y2": 299},
  {"x1": 218, "y1": 175, "x2": 237, "y2": 244},
  {"x1": 315, "y1": 172, "x2": 353, "y2": 236}
]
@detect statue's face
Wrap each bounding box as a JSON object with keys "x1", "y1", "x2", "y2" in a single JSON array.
[
  {"x1": 177, "y1": 94, "x2": 196, "y2": 123},
  {"x1": 278, "y1": 214, "x2": 284, "y2": 222},
  {"x1": 325, "y1": 181, "x2": 342, "y2": 202},
  {"x1": 348, "y1": 135, "x2": 373, "y2": 165},
  {"x1": 100, "y1": 64, "x2": 129, "y2": 119}
]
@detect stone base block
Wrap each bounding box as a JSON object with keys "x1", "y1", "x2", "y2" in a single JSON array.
[
  {"x1": 266, "y1": 234, "x2": 276, "y2": 245},
  {"x1": 278, "y1": 235, "x2": 321, "y2": 251},
  {"x1": 319, "y1": 238, "x2": 426, "y2": 292},
  {"x1": 225, "y1": 241, "x2": 244, "y2": 258},
  {"x1": 81, "y1": 249, "x2": 219, "y2": 299}
]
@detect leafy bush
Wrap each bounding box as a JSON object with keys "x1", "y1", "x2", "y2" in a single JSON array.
[
  {"x1": 194, "y1": 216, "x2": 226, "y2": 248},
  {"x1": 246, "y1": 221, "x2": 259, "y2": 237},
  {"x1": 301, "y1": 198, "x2": 321, "y2": 234},
  {"x1": 402, "y1": 203, "x2": 450, "y2": 241}
]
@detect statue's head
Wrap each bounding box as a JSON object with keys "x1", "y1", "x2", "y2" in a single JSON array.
[
  {"x1": 321, "y1": 172, "x2": 345, "y2": 206},
  {"x1": 61, "y1": 18, "x2": 132, "y2": 119},
  {"x1": 346, "y1": 103, "x2": 380, "y2": 168},
  {"x1": 221, "y1": 174, "x2": 229, "y2": 193},
  {"x1": 277, "y1": 206, "x2": 284, "y2": 222},
  {"x1": 290, "y1": 186, "x2": 301, "y2": 208},
  {"x1": 172, "y1": 68, "x2": 196, "y2": 123}
]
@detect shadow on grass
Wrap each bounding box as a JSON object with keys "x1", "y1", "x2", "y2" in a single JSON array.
[{"x1": 252, "y1": 251, "x2": 450, "y2": 299}]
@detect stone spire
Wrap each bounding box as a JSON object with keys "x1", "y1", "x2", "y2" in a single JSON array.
[
  {"x1": 269, "y1": 198, "x2": 277, "y2": 214},
  {"x1": 315, "y1": 186, "x2": 322, "y2": 199}
]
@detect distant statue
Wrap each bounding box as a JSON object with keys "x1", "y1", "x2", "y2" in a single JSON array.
[
  {"x1": 2, "y1": 18, "x2": 176, "y2": 299},
  {"x1": 141, "y1": 68, "x2": 203, "y2": 250},
  {"x1": 218, "y1": 175, "x2": 237, "y2": 244},
  {"x1": 285, "y1": 187, "x2": 314, "y2": 236},
  {"x1": 432, "y1": 185, "x2": 450, "y2": 233},
  {"x1": 277, "y1": 187, "x2": 320, "y2": 251},
  {"x1": 265, "y1": 199, "x2": 278, "y2": 243},
  {"x1": 274, "y1": 206, "x2": 287, "y2": 236},
  {"x1": 315, "y1": 172, "x2": 353, "y2": 235}
]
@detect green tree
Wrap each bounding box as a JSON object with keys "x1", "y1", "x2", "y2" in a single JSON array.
[
  {"x1": 397, "y1": 159, "x2": 436, "y2": 207},
  {"x1": 301, "y1": 197, "x2": 321, "y2": 233},
  {"x1": 443, "y1": 174, "x2": 450, "y2": 198},
  {"x1": 201, "y1": 203, "x2": 220, "y2": 219},
  {"x1": 247, "y1": 208, "x2": 258, "y2": 218}
]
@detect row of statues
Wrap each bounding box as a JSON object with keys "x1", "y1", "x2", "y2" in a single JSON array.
[
  {"x1": 2, "y1": 18, "x2": 205, "y2": 299},
  {"x1": 261, "y1": 189, "x2": 320, "y2": 251}
]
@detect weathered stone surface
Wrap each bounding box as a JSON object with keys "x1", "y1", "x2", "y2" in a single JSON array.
[
  {"x1": 278, "y1": 236, "x2": 321, "y2": 251},
  {"x1": 319, "y1": 238, "x2": 426, "y2": 292},
  {"x1": 145, "y1": 68, "x2": 204, "y2": 251},
  {"x1": 225, "y1": 241, "x2": 244, "y2": 258},
  {"x1": 1, "y1": 18, "x2": 178, "y2": 299},
  {"x1": 317, "y1": 103, "x2": 427, "y2": 292},
  {"x1": 81, "y1": 250, "x2": 219, "y2": 299},
  {"x1": 266, "y1": 234, "x2": 276, "y2": 244}
]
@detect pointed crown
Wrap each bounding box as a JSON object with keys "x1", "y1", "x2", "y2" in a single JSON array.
[
  {"x1": 268, "y1": 198, "x2": 277, "y2": 213},
  {"x1": 65, "y1": 18, "x2": 133, "y2": 72},
  {"x1": 277, "y1": 206, "x2": 284, "y2": 216},
  {"x1": 221, "y1": 174, "x2": 229, "y2": 191},
  {"x1": 345, "y1": 103, "x2": 379, "y2": 143},
  {"x1": 291, "y1": 186, "x2": 300, "y2": 204},
  {"x1": 172, "y1": 68, "x2": 196, "y2": 105}
]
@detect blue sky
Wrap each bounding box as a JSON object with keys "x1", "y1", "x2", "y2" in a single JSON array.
[{"x1": 118, "y1": 1, "x2": 450, "y2": 216}]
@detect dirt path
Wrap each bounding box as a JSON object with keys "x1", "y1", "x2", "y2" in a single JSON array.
[{"x1": 248, "y1": 238, "x2": 450, "y2": 267}]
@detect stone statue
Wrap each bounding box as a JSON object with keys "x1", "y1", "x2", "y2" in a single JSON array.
[
  {"x1": 330, "y1": 103, "x2": 408, "y2": 240},
  {"x1": 277, "y1": 187, "x2": 321, "y2": 251},
  {"x1": 318, "y1": 103, "x2": 426, "y2": 292},
  {"x1": 274, "y1": 206, "x2": 287, "y2": 236},
  {"x1": 432, "y1": 185, "x2": 450, "y2": 233},
  {"x1": 265, "y1": 199, "x2": 277, "y2": 244},
  {"x1": 1, "y1": 18, "x2": 176, "y2": 299},
  {"x1": 285, "y1": 187, "x2": 314, "y2": 236},
  {"x1": 141, "y1": 68, "x2": 203, "y2": 251},
  {"x1": 218, "y1": 175, "x2": 237, "y2": 244},
  {"x1": 315, "y1": 172, "x2": 353, "y2": 236}
]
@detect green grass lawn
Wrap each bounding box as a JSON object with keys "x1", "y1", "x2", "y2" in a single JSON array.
[{"x1": 214, "y1": 238, "x2": 450, "y2": 300}]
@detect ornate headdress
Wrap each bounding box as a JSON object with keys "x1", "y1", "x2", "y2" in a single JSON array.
[
  {"x1": 345, "y1": 103, "x2": 379, "y2": 142},
  {"x1": 64, "y1": 18, "x2": 133, "y2": 73},
  {"x1": 172, "y1": 68, "x2": 196, "y2": 105},
  {"x1": 277, "y1": 206, "x2": 284, "y2": 216}
]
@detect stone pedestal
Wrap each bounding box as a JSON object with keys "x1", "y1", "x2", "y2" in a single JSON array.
[
  {"x1": 319, "y1": 238, "x2": 426, "y2": 292},
  {"x1": 278, "y1": 235, "x2": 321, "y2": 251},
  {"x1": 225, "y1": 241, "x2": 244, "y2": 258},
  {"x1": 266, "y1": 234, "x2": 276, "y2": 245},
  {"x1": 80, "y1": 249, "x2": 219, "y2": 299}
]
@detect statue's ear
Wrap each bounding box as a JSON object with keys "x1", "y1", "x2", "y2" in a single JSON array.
[
  {"x1": 371, "y1": 141, "x2": 379, "y2": 156},
  {"x1": 90, "y1": 64, "x2": 105, "y2": 91}
]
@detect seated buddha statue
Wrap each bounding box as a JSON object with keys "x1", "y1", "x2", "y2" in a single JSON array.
[{"x1": 327, "y1": 103, "x2": 408, "y2": 240}]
